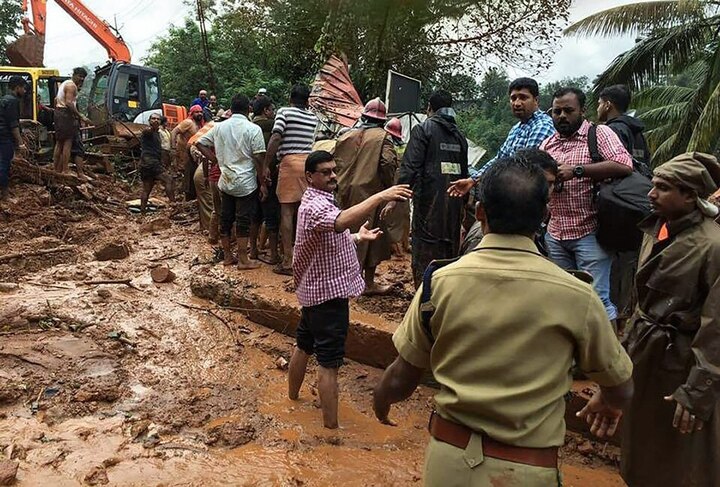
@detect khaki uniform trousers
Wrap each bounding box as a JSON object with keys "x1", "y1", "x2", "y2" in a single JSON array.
[{"x1": 424, "y1": 437, "x2": 561, "y2": 487}]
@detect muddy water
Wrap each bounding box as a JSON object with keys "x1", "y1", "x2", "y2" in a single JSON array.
[{"x1": 1, "y1": 215, "x2": 625, "y2": 486}]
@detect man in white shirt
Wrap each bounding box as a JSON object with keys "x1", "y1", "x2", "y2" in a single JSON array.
[{"x1": 197, "y1": 94, "x2": 268, "y2": 269}]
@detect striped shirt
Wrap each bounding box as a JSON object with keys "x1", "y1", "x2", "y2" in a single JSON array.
[
  {"x1": 272, "y1": 106, "x2": 318, "y2": 157},
  {"x1": 293, "y1": 187, "x2": 364, "y2": 307}
]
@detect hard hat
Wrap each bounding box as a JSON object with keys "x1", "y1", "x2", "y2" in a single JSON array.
[
  {"x1": 384, "y1": 117, "x2": 403, "y2": 139},
  {"x1": 362, "y1": 97, "x2": 387, "y2": 121}
]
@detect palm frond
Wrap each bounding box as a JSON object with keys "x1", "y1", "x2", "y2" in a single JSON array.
[
  {"x1": 687, "y1": 79, "x2": 720, "y2": 151},
  {"x1": 651, "y1": 133, "x2": 679, "y2": 165},
  {"x1": 565, "y1": 1, "x2": 706, "y2": 38},
  {"x1": 594, "y1": 21, "x2": 715, "y2": 90},
  {"x1": 639, "y1": 101, "x2": 692, "y2": 124},
  {"x1": 633, "y1": 85, "x2": 697, "y2": 108}
]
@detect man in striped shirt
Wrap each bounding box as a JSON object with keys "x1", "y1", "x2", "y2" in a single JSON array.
[{"x1": 265, "y1": 85, "x2": 320, "y2": 275}]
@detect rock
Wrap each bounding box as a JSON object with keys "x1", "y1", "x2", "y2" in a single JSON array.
[
  {"x1": 139, "y1": 217, "x2": 172, "y2": 234},
  {"x1": 275, "y1": 357, "x2": 289, "y2": 371},
  {"x1": 94, "y1": 242, "x2": 130, "y2": 261},
  {"x1": 83, "y1": 466, "x2": 109, "y2": 485},
  {"x1": 96, "y1": 288, "x2": 112, "y2": 299},
  {"x1": 577, "y1": 440, "x2": 595, "y2": 455},
  {"x1": 150, "y1": 266, "x2": 176, "y2": 284},
  {"x1": 0, "y1": 460, "x2": 18, "y2": 485},
  {"x1": 0, "y1": 283, "x2": 19, "y2": 293}
]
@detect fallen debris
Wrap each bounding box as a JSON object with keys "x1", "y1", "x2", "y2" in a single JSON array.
[
  {"x1": 0, "y1": 460, "x2": 19, "y2": 486},
  {"x1": 150, "y1": 266, "x2": 176, "y2": 283},
  {"x1": 0, "y1": 282, "x2": 19, "y2": 293},
  {"x1": 94, "y1": 242, "x2": 131, "y2": 261},
  {"x1": 0, "y1": 245, "x2": 77, "y2": 263},
  {"x1": 275, "y1": 357, "x2": 289, "y2": 370}
]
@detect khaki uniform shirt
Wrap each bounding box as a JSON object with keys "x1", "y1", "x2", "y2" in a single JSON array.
[{"x1": 393, "y1": 233, "x2": 633, "y2": 448}]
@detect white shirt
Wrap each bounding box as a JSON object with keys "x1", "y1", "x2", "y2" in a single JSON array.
[
  {"x1": 197, "y1": 114, "x2": 266, "y2": 197},
  {"x1": 56, "y1": 79, "x2": 78, "y2": 109}
]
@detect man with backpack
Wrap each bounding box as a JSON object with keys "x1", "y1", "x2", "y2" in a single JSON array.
[
  {"x1": 598, "y1": 84, "x2": 652, "y2": 328},
  {"x1": 540, "y1": 87, "x2": 633, "y2": 322}
]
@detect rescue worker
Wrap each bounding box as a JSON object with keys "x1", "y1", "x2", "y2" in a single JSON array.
[
  {"x1": 382, "y1": 117, "x2": 411, "y2": 256},
  {"x1": 392, "y1": 90, "x2": 469, "y2": 288},
  {"x1": 53, "y1": 67, "x2": 91, "y2": 176},
  {"x1": 621, "y1": 152, "x2": 720, "y2": 487},
  {"x1": 334, "y1": 98, "x2": 399, "y2": 295},
  {"x1": 171, "y1": 104, "x2": 205, "y2": 201},
  {"x1": 373, "y1": 156, "x2": 634, "y2": 487}
]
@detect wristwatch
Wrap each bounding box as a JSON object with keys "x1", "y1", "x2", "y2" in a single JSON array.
[{"x1": 573, "y1": 165, "x2": 585, "y2": 178}]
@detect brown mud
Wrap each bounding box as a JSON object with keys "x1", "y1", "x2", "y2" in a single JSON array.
[{"x1": 1, "y1": 177, "x2": 626, "y2": 486}]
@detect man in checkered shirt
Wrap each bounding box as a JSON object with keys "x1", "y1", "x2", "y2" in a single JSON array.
[
  {"x1": 288, "y1": 150, "x2": 413, "y2": 429},
  {"x1": 541, "y1": 87, "x2": 633, "y2": 322}
]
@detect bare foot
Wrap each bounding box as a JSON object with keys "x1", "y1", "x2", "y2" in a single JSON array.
[
  {"x1": 363, "y1": 283, "x2": 393, "y2": 296},
  {"x1": 223, "y1": 256, "x2": 238, "y2": 266},
  {"x1": 237, "y1": 260, "x2": 261, "y2": 270}
]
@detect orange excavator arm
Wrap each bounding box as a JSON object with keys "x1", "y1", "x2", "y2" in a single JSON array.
[{"x1": 19, "y1": 0, "x2": 131, "y2": 63}]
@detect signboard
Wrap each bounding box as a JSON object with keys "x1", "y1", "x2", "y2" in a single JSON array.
[{"x1": 385, "y1": 70, "x2": 421, "y2": 114}]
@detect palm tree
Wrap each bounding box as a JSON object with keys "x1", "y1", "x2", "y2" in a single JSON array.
[{"x1": 566, "y1": 1, "x2": 720, "y2": 164}]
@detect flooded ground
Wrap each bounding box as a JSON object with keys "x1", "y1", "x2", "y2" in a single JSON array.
[{"x1": 0, "y1": 180, "x2": 626, "y2": 486}]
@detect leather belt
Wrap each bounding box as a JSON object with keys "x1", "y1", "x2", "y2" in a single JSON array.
[{"x1": 428, "y1": 412, "x2": 558, "y2": 469}]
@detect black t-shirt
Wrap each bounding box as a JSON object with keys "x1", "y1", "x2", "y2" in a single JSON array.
[
  {"x1": 0, "y1": 94, "x2": 20, "y2": 143},
  {"x1": 141, "y1": 128, "x2": 162, "y2": 160}
]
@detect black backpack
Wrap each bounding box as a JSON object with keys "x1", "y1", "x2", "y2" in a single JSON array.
[{"x1": 588, "y1": 124, "x2": 653, "y2": 252}]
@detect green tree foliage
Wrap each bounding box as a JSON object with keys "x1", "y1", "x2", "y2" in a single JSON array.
[
  {"x1": 538, "y1": 76, "x2": 591, "y2": 111},
  {"x1": 146, "y1": 0, "x2": 570, "y2": 105},
  {"x1": 566, "y1": 1, "x2": 720, "y2": 163},
  {"x1": 0, "y1": 2, "x2": 23, "y2": 65}
]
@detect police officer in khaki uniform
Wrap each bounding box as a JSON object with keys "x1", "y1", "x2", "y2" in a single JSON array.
[{"x1": 373, "y1": 156, "x2": 634, "y2": 486}]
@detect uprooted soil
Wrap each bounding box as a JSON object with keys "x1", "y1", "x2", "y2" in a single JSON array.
[{"x1": 0, "y1": 167, "x2": 626, "y2": 486}]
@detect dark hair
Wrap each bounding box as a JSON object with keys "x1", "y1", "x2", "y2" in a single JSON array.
[
  {"x1": 515, "y1": 148, "x2": 558, "y2": 175},
  {"x1": 508, "y1": 77, "x2": 539, "y2": 98},
  {"x1": 305, "y1": 150, "x2": 334, "y2": 173},
  {"x1": 290, "y1": 84, "x2": 311, "y2": 106},
  {"x1": 478, "y1": 157, "x2": 549, "y2": 235},
  {"x1": 73, "y1": 67, "x2": 88, "y2": 77},
  {"x1": 8, "y1": 75, "x2": 26, "y2": 89},
  {"x1": 230, "y1": 94, "x2": 250, "y2": 114},
  {"x1": 552, "y1": 87, "x2": 586, "y2": 109},
  {"x1": 598, "y1": 84, "x2": 631, "y2": 112},
  {"x1": 253, "y1": 95, "x2": 274, "y2": 115},
  {"x1": 160, "y1": 115, "x2": 168, "y2": 125},
  {"x1": 429, "y1": 90, "x2": 453, "y2": 111}
]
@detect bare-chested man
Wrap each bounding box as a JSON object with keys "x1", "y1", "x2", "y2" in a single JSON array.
[
  {"x1": 54, "y1": 67, "x2": 91, "y2": 176},
  {"x1": 171, "y1": 104, "x2": 204, "y2": 200}
]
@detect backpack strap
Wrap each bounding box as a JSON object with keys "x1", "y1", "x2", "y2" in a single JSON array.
[
  {"x1": 587, "y1": 123, "x2": 604, "y2": 163},
  {"x1": 420, "y1": 257, "x2": 461, "y2": 343}
]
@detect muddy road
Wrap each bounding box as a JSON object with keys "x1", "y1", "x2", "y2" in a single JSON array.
[{"x1": 0, "y1": 182, "x2": 626, "y2": 486}]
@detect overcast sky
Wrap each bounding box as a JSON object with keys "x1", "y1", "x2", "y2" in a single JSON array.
[{"x1": 41, "y1": 0, "x2": 642, "y2": 84}]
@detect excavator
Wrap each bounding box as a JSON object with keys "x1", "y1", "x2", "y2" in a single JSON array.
[{"x1": 0, "y1": 0, "x2": 186, "y2": 132}]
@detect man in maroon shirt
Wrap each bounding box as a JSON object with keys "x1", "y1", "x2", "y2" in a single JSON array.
[{"x1": 288, "y1": 150, "x2": 412, "y2": 429}]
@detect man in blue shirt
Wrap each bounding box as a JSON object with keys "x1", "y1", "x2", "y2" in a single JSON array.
[
  {"x1": 448, "y1": 78, "x2": 555, "y2": 197},
  {"x1": 190, "y1": 89, "x2": 209, "y2": 111}
]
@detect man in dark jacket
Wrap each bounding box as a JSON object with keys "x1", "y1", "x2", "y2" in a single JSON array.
[
  {"x1": 598, "y1": 84, "x2": 651, "y2": 327},
  {"x1": 598, "y1": 84, "x2": 650, "y2": 166},
  {"x1": 392, "y1": 90, "x2": 469, "y2": 288}
]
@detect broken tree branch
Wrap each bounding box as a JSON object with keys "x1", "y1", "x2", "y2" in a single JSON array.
[
  {"x1": 0, "y1": 245, "x2": 77, "y2": 263},
  {"x1": 82, "y1": 279, "x2": 140, "y2": 290}
]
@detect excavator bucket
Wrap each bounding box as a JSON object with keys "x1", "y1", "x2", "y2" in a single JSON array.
[{"x1": 6, "y1": 34, "x2": 46, "y2": 67}]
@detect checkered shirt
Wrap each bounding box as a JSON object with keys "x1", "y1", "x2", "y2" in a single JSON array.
[
  {"x1": 541, "y1": 120, "x2": 632, "y2": 240},
  {"x1": 293, "y1": 187, "x2": 364, "y2": 307},
  {"x1": 472, "y1": 110, "x2": 556, "y2": 179}
]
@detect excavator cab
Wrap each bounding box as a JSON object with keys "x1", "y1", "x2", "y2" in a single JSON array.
[{"x1": 88, "y1": 62, "x2": 163, "y2": 126}]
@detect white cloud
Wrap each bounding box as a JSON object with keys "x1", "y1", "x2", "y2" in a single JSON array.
[{"x1": 42, "y1": 0, "x2": 190, "y2": 75}]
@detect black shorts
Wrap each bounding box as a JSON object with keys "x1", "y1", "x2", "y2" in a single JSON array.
[
  {"x1": 140, "y1": 156, "x2": 164, "y2": 182},
  {"x1": 296, "y1": 298, "x2": 349, "y2": 369},
  {"x1": 71, "y1": 133, "x2": 85, "y2": 157}
]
